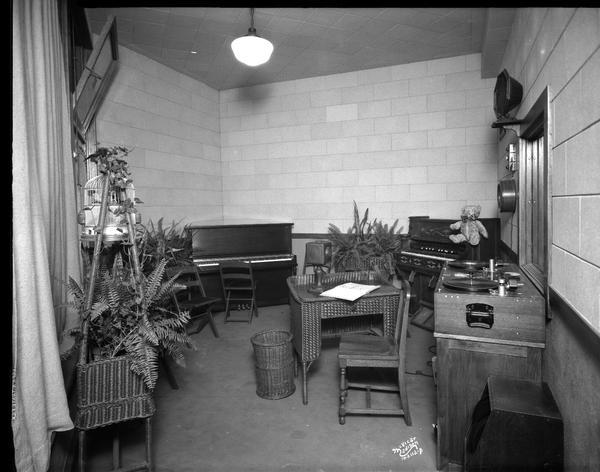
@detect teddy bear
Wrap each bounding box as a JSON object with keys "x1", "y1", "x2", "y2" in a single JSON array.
[{"x1": 449, "y1": 205, "x2": 488, "y2": 246}]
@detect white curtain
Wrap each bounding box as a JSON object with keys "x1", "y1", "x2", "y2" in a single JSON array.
[{"x1": 12, "y1": 0, "x2": 81, "y2": 470}]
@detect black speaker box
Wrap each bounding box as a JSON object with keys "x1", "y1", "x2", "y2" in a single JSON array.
[
  {"x1": 305, "y1": 240, "x2": 332, "y2": 266},
  {"x1": 465, "y1": 375, "x2": 563, "y2": 472}
]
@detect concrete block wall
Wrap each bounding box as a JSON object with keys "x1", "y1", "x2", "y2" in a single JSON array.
[
  {"x1": 501, "y1": 7, "x2": 600, "y2": 330},
  {"x1": 500, "y1": 8, "x2": 600, "y2": 471},
  {"x1": 220, "y1": 53, "x2": 497, "y2": 234},
  {"x1": 95, "y1": 45, "x2": 222, "y2": 226}
]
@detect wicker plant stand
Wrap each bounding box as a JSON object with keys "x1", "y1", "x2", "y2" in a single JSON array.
[
  {"x1": 76, "y1": 356, "x2": 155, "y2": 472},
  {"x1": 75, "y1": 168, "x2": 154, "y2": 471},
  {"x1": 251, "y1": 329, "x2": 296, "y2": 399}
]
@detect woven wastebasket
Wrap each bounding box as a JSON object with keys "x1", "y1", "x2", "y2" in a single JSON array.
[{"x1": 251, "y1": 329, "x2": 296, "y2": 399}]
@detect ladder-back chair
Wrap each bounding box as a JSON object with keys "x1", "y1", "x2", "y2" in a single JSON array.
[
  {"x1": 219, "y1": 261, "x2": 258, "y2": 323},
  {"x1": 166, "y1": 264, "x2": 220, "y2": 337},
  {"x1": 337, "y1": 275, "x2": 412, "y2": 425}
]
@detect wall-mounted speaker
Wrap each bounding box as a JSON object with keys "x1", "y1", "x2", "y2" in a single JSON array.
[{"x1": 494, "y1": 69, "x2": 523, "y2": 119}]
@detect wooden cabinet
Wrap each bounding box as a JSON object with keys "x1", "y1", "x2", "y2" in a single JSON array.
[{"x1": 433, "y1": 263, "x2": 545, "y2": 470}]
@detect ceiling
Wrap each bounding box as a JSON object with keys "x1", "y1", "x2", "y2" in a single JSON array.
[{"x1": 85, "y1": 7, "x2": 516, "y2": 91}]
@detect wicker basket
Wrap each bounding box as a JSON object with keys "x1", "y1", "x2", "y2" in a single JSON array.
[
  {"x1": 254, "y1": 360, "x2": 296, "y2": 400},
  {"x1": 251, "y1": 329, "x2": 294, "y2": 369},
  {"x1": 251, "y1": 329, "x2": 295, "y2": 399},
  {"x1": 75, "y1": 355, "x2": 155, "y2": 430}
]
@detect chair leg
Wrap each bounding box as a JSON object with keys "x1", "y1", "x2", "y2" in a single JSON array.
[
  {"x1": 207, "y1": 309, "x2": 219, "y2": 337},
  {"x1": 339, "y1": 367, "x2": 347, "y2": 425},
  {"x1": 398, "y1": 365, "x2": 412, "y2": 426},
  {"x1": 224, "y1": 293, "x2": 231, "y2": 323},
  {"x1": 250, "y1": 298, "x2": 258, "y2": 322}
]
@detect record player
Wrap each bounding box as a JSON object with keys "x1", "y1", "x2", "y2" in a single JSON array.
[
  {"x1": 433, "y1": 260, "x2": 546, "y2": 470},
  {"x1": 434, "y1": 261, "x2": 545, "y2": 344}
]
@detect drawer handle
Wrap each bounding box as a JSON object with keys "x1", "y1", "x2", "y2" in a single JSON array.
[{"x1": 466, "y1": 303, "x2": 494, "y2": 329}]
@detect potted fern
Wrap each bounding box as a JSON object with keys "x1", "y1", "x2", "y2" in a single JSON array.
[
  {"x1": 137, "y1": 217, "x2": 193, "y2": 274},
  {"x1": 68, "y1": 257, "x2": 194, "y2": 391},
  {"x1": 327, "y1": 201, "x2": 404, "y2": 280}
]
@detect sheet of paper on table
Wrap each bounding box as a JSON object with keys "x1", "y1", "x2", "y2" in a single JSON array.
[{"x1": 319, "y1": 282, "x2": 381, "y2": 301}]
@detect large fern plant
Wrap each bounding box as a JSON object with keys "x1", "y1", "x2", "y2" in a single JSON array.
[
  {"x1": 137, "y1": 217, "x2": 193, "y2": 274},
  {"x1": 327, "y1": 201, "x2": 404, "y2": 279},
  {"x1": 68, "y1": 256, "x2": 194, "y2": 390}
]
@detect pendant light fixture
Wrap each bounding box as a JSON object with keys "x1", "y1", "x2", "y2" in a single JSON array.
[{"x1": 231, "y1": 8, "x2": 273, "y2": 67}]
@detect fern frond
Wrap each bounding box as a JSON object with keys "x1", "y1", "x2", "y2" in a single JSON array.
[
  {"x1": 139, "y1": 315, "x2": 160, "y2": 346},
  {"x1": 144, "y1": 258, "x2": 167, "y2": 302},
  {"x1": 124, "y1": 336, "x2": 159, "y2": 390}
]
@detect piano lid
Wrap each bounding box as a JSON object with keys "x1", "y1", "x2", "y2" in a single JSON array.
[
  {"x1": 186, "y1": 218, "x2": 293, "y2": 229},
  {"x1": 188, "y1": 219, "x2": 293, "y2": 260}
]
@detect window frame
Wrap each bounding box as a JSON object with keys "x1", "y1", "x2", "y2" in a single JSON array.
[{"x1": 518, "y1": 87, "x2": 552, "y2": 310}]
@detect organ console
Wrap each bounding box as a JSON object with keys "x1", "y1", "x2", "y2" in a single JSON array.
[
  {"x1": 396, "y1": 216, "x2": 500, "y2": 318},
  {"x1": 186, "y1": 219, "x2": 297, "y2": 309}
]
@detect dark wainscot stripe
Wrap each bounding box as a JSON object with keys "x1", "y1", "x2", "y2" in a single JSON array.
[
  {"x1": 549, "y1": 288, "x2": 600, "y2": 365},
  {"x1": 499, "y1": 240, "x2": 518, "y2": 264},
  {"x1": 292, "y1": 233, "x2": 328, "y2": 239}
]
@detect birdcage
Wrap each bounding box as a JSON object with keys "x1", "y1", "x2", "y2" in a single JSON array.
[{"x1": 78, "y1": 174, "x2": 137, "y2": 246}]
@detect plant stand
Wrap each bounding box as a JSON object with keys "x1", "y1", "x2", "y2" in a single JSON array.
[{"x1": 76, "y1": 171, "x2": 154, "y2": 472}]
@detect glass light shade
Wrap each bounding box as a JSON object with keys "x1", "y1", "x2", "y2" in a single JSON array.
[{"x1": 231, "y1": 33, "x2": 273, "y2": 67}]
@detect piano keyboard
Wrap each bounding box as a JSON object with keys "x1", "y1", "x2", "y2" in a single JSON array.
[
  {"x1": 194, "y1": 255, "x2": 295, "y2": 267},
  {"x1": 400, "y1": 250, "x2": 456, "y2": 262}
]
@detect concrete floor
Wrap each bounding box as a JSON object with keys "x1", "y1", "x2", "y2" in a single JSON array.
[{"x1": 83, "y1": 305, "x2": 438, "y2": 472}]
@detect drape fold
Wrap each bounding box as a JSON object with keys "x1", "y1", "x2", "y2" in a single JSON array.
[{"x1": 12, "y1": 0, "x2": 80, "y2": 470}]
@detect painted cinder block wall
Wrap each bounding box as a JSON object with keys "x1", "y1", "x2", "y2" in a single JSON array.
[
  {"x1": 95, "y1": 46, "x2": 223, "y2": 225},
  {"x1": 219, "y1": 53, "x2": 498, "y2": 234},
  {"x1": 499, "y1": 7, "x2": 600, "y2": 471}
]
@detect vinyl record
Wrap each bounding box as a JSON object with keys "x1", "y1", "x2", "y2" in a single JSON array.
[
  {"x1": 448, "y1": 260, "x2": 487, "y2": 270},
  {"x1": 443, "y1": 278, "x2": 499, "y2": 292}
]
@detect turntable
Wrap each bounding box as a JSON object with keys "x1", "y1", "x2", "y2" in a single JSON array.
[{"x1": 434, "y1": 262, "x2": 545, "y2": 344}]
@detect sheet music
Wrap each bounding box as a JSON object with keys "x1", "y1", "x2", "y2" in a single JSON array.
[{"x1": 320, "y1": 282, "x2": 381, "y2": 301}]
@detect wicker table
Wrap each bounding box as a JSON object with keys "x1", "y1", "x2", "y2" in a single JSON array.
[{"x1": 287, "y1": 271, "x2": 402, "y2": 404}]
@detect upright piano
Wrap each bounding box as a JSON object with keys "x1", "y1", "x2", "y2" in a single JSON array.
[{"x1": 186, "y1": 219, "x2": 297, "y2": 309}]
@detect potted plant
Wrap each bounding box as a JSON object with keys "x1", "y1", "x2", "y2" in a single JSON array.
[
  {"x1": 137, "y1": 218, "x2": 193, "y2": 274},
  {"x1": 67, "y1": 256, "x2": 194, "y2": 391},
  {"x1": 327, "y1": 201, "x2": 404, "y2": 280}
]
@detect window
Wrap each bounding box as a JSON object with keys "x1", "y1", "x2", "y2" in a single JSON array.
[{"x1": 518, "y1": 88, "x2": 551, "y2": 297}]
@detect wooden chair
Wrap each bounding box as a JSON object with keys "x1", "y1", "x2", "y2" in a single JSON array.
[
  {"x1": 166, "y1": 265, "x2": 220, "y2": 338},
  {"x1": 219, "y1": 261, "x2": 258, "y2": 323},
  {"x1": 337, "y1": 275, "x2": 412, "y2": 425}
]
